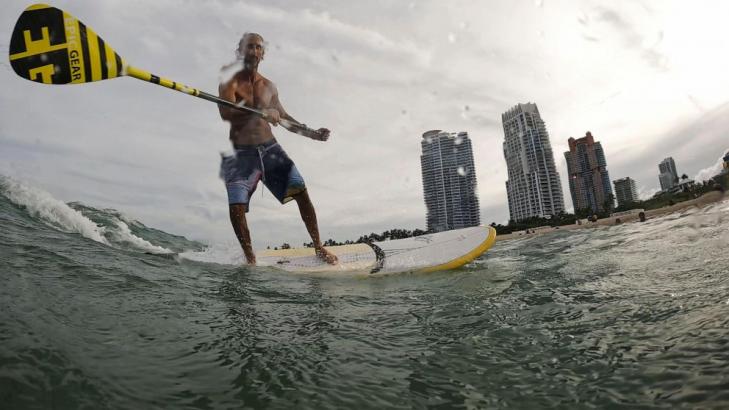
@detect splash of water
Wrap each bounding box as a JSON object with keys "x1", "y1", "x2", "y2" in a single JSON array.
[{"x1": 1, "y1": 176, "x2": 109, "y2": 244}]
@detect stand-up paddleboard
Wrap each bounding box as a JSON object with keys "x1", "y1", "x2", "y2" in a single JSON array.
[{"x1": 257, "y1": 226, "x2": 497, "y2": 275}]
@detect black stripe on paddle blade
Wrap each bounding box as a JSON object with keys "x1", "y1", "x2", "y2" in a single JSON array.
[{"x1": 98, "y1": 36, "x2": 108, "y2": 79}]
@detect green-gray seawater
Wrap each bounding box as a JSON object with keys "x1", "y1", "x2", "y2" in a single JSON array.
[{"x1": 2, "y1": 177, "x2": 729, "y2": 409}]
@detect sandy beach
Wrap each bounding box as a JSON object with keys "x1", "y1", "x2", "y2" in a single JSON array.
[{"x1": 495, "y1": 190, "x2": 727, "y2": 241}]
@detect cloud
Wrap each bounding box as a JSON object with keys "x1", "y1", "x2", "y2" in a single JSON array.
[
  {"x1": 582, "y1": 5, "x2": 669, "y2": 71},
  {"x1": 694, "y1": 150, "x2": 729, "y2": 183},
  {"x1": 604, "y1": 101, "x2": 729, "y2": 195},
  {"x1": 650, "y1": 102, "x2": 729, "y2": 159}
]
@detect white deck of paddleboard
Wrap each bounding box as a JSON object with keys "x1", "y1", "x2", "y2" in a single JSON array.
[{"x1": 256, "y1": 226, "x2": 496, "y2": 275}]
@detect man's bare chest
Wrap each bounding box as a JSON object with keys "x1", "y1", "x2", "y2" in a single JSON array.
[{"x1": 234, "y1": 82, "x2": 273, "y2": 109}]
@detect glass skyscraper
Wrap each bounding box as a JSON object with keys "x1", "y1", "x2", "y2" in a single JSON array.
[
  {"x1": 658, "y1": 157, "x2": 679, "y2": 191},
  {"x1": 420, "y1": 130, "x2": 480, "y2": 232},
  {"x1": 502, "y1": 103, "x2": 565, "y2": 222}
]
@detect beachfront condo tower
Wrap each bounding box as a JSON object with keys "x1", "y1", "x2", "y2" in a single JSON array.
[
  {"x1": 658, "y1": 157, "x2": 679, "y2": 191},
  {"x1": 564, "y1": 132, "x2": 614, "y2": 214},
  {"x1": 502, "y1": 103, "x2": 565, "y2": 222},
  {"x1": 613, "y1": 177, "x2": 639, "y2": 208},
  {"x1": 420, "y1": 130, "x2": 480, "y2": 232}
]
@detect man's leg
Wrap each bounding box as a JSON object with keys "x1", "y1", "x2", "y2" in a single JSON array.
[
  {"x1": 229, "y1": 204, "x2": 256, "y2": 265},
  {"x1": 292, "y1": 190, "x2": 338, "y2": 264}
]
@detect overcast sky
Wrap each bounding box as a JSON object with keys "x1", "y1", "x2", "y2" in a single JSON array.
[{"x1": 1, "y1": 0, "x2": 728, "y2": 249}]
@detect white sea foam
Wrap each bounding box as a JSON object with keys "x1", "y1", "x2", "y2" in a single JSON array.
[
  {"x1": 180, "y1": 240, "x2": 244, "y2": 266},
  {"x1": 1, "y1": 177, "x2": 175, "y2": 253},
  {"x1": 1, "y1": 177, "x2": 109, "y2": 244},
  {"x1": 110, "y1": 219, "x2": 173, "y2": 254}
]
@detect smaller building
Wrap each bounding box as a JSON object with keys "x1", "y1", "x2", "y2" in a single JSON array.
[
  {"x1": 723, "y1": 151, "x2": 729, "y2": 173},
  {"x1": 658, "y1": 157, "x2": 679, "y2": 191},
  {"x1": 613, "y1": 177, "x2": 638, "y2": 208}
]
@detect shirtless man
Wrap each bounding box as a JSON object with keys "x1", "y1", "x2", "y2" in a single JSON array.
[{"x1": 218, "y1": 32, "x2": 337, "y2": 265}]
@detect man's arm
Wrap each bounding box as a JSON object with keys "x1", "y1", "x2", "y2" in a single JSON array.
[
  {"x1": 270, "y1": 90, "x2": 330, "y2": 141},
  {"x1": 266, "y1": 86, "x2": 295, "y2": 125},
  {"x1": 218, "y1": 80, "x2": 238, "y2": 121}
]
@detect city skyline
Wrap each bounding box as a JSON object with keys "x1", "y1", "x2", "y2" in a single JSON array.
[{"x1": 420, "y1": 130, "x2": 480, "y2": 232}]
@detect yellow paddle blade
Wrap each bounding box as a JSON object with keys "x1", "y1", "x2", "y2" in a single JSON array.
[{"x1": 9, "y1": 3, "x2": 125, "y2": 84}]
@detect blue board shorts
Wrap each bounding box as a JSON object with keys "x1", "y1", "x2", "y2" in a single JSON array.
[{"x1": 220, "y1": 139, "x2": 306, "y2": 211}]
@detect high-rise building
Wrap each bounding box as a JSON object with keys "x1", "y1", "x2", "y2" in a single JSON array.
[
  {"x1": 420, "y1": 130, "x2": 480, "y2": 232},
  {"x1": 502, "y1": 103, "x2": 565, "y2": 222},
  {"x1": 658, "y1": 157, "x2": 679, "y2": 191},
  {"x1": 613, "y1": 177, "x2": 638, "y2": 208},
  {"x1": 659, "y1": 172, "x2": 674, "y2": 191},
  {"x1": 564, "y1": 132, "x2": 614, "y2": 213}
]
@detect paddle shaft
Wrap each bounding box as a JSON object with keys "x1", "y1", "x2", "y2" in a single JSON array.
[
  {"x1": 125, "y1": 65, "x2": 312, "y2": 135},
  {"x1": 125, "y1": 65, "x2": 266, "y2": 117}
]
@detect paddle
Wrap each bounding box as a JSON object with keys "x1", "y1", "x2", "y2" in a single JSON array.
[{"x1": 8, "y1": 3, "x2": 326, "y2": 140}]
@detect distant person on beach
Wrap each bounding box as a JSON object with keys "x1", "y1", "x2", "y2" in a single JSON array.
[{"x1": 217, "y1": 33, "x2": 337, "y2": 266}]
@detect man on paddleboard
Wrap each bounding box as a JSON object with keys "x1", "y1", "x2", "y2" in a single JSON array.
[{"x1": 218, "y1": 32, "x2": 337, "y2": 265}]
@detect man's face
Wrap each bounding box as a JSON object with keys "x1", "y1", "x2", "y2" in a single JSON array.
[{"x1": 238, "y1": 35, "x2": 265, "y2": 69}]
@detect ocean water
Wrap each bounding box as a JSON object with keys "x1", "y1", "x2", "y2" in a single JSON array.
[{"x1": 2, "y1": 176, "x2": 729, "y2": 409}]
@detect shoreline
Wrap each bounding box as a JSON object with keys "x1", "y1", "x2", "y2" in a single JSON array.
[{"x1": 495, "y1": 191, "x2": 727, "y2": 242}]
